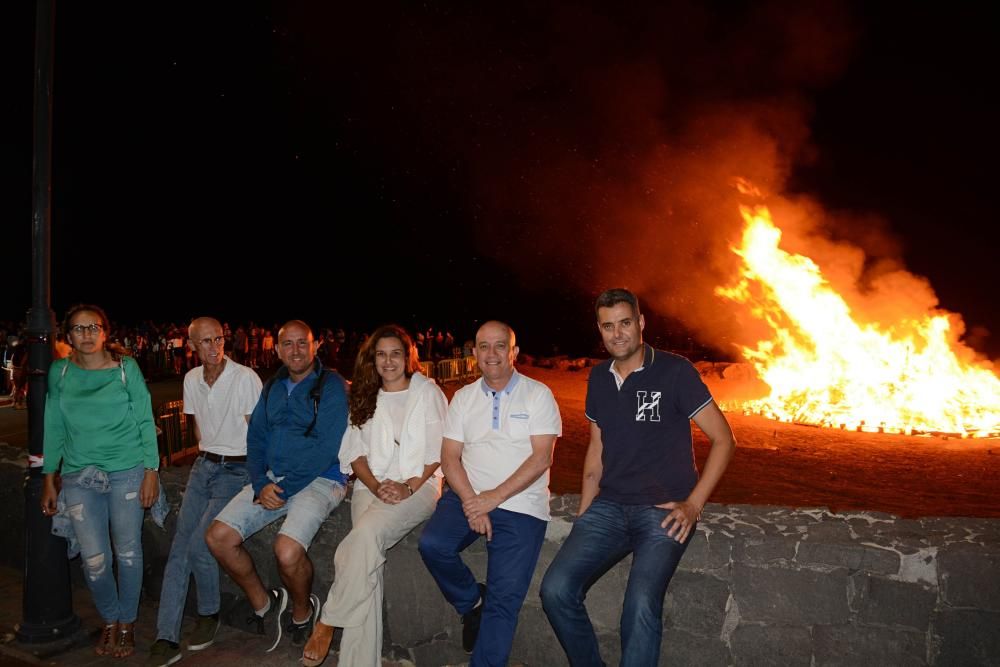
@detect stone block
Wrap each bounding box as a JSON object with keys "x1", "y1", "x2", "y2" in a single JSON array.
[
  {"x1": 665, "y1": 571, "x2": 729, "y2": 636},
  {"x1": 796, "y1": 541, "x2": 900, "y2": 575},
  {"x1": 730, "y1": 624, "x2": 812, "y2": 666},
  {"x1": 734, "y1": 535, "x2": 797, "y2": 563},
  {"x1": 813, "y1": 624, "x2": 926, "y2": 666},
  {"x1": 385, "y1": 541, "x2": 458, "y2": 645},
  {"x1": 512, "y1": 602, "x2": 567, "y2": 666},
  {"x1": 733, "y1": 563, "x2": 850, "y2": 625},
  {"x1": 680, "y1": 527, "x2": 734, "y2": 573},
  {"x1": 932, "y1": 608, "x2": 1000, "y2": 666},
  {"x1": 938, "y1": 547, "x2": 1000, "y2": 611},
  {"x1": 854, "y1": 574, "x2": 935, "y2": 631},
  {"x1": 659, "y1": 625, "x2": 731, "y2": 666}
]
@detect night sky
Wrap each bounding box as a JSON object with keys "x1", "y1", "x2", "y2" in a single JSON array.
[{"x1": 4, "y1": 1, "x2": 998, "y2": 360}]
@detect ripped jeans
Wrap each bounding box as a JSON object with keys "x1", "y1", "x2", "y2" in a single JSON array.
[{"x1": 61, "y1": 464, "x2": 146, "y2": 624}]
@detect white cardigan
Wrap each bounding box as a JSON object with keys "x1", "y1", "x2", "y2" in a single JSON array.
[{"x1": 338, "y1": 372, "x2": 448, "y2": 481}]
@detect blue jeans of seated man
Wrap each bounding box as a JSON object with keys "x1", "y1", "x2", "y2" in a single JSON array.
[
  {"x1": 540, "y1": 498, "x2": 693, "y2": 667},
  {"x1": 418, "y1": 490, "x2": 546, "y2": 667},
  {"x1": 61, "y1": 463, "x2": 146, "y2": 624},
  {"x1": 156, "y1": 456, "x2": 248, "y2": 643}
]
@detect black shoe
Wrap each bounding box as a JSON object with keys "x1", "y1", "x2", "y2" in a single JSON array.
[
  {"x1": 461, "y1": 583, "x2": 486, "y2": 654},
  {"x1": 284, "y1": 593, "x2": 321, "y2": 647},
  {"x1": 244, "y1": 588, "x2": 288, "y2": 652}
]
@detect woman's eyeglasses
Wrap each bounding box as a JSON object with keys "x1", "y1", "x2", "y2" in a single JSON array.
[{"x1": 69, "y1": 323, "x2": 103, "y2": 335}]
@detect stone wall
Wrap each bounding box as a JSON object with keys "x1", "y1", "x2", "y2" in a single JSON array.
[{"x1": 3, "y1": 461, "x2": 998, "y2": 665}]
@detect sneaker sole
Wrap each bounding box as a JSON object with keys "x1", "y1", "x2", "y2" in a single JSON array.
[
  {"x1": 265, "y1": 588, "x2": 289, "y2": 653},
  {"x1": 187, "y1": 628, "x2": 218, "y2": 651}
]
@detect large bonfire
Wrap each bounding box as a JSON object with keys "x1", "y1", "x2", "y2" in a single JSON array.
[{"x1": 716, "y1": 200, "x2": 1000, "y2": 438}]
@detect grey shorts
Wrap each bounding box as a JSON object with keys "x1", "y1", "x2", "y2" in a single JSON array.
[{"x1": 214, "y1": 475, "x2": 346, "y2": 549}]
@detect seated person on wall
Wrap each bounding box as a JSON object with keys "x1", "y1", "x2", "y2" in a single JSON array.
[
  {"x1": 302, "y1": 325, "x2": 448, "y2": 667},
  {"x1": 205, "y1": 320, "x2": 349, "y2": 653},
  {"x1": 147, "y1": 316, "x2": 263, "y2": 667},
  {"x1": 540, "y1": 288, "x2": 736, "y2": 667},
  {"x1": 418, "y1": 320, "x2": 561, "y2": 666}
]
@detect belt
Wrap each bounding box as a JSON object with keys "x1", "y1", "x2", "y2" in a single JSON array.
[{"x1": 200, "y1": 452, "x2": 247, "y2": 464}]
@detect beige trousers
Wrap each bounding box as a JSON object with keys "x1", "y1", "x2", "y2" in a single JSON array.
[{"x1": 320, "y1": 480, "x2": 440, "y2": 667}]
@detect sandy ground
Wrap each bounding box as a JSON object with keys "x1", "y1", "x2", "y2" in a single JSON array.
[{"x1": 481, "y1": 364, "x2": 1000, "y2": 519}]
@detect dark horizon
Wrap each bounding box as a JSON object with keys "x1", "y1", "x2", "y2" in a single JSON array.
[{"x1": 4, "y1": 1, "x2": 998, "y2": 362}]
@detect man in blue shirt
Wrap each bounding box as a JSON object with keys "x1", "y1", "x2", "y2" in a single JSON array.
[
  {"x1": 207, "y1": 320, "x2": 349, "y2": 653},
  {"x1": 541, "y1": 288, "x2": 736, "y2": 666}
]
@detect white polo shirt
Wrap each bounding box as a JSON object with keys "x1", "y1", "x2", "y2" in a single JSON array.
[
  {"x1": 183, "y1": 357, "x2": 263, "y2": 457},
  {"x1": 443, "y1": 370, "x2": 561, "y2": 521}
]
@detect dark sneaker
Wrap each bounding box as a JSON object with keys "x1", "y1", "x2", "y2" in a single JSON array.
[
  {"x1": 284, "y1": 594, "x2": 321, "y2": 647},
  {"x1": 461, "y1": 583, "x2": 487, "y2": 654},
  {"x1": 187, "y1": 614, "x2": 219, "y2": 651},
  {"x1": 146, "y1": 639, "x2": 181, "y2": 667},
  {"x1": 245, "y1": 587, "x2": 288, "y2": 652}
]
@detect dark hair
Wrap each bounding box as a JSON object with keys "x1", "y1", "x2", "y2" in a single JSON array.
[
  {"x1": 595, "y1": 288, "x2": 640, "y2": 319},
  {"x1": 349, "y1": 325, "x2": 422, "y2": 427},
  {"x1": 63, "y1": 303, "x2": 111, "y2": 335}
]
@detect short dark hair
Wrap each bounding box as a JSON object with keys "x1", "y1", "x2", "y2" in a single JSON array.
[{"x1": 595, "y1": 288, "x2": 639, "y2": 319}]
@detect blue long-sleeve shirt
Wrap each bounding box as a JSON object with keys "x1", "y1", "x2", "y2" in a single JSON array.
[{"x1": 246, "y1": 362, "x2": 348, "y2": 499}]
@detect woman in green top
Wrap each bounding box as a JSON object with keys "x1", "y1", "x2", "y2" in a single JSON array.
[{"x1": 40, "y1": 304, "x2": 160, "y2": 658}]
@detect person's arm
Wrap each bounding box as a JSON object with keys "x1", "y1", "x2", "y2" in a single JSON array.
[
  {"x1": 658, "y1": 401, "x2": 736, "y2": 543},
  {"x1": 577, "y1": 421, "x2": 604, "y2": 516},
  {"x1": 245, "y1": 392, "x2": 274, "y2": 500},
  {"x1": 461, "y1": 433, "x2": 556, "y2": 520},
  {"x1": 352, "y1": 456, "x2": 380, "y2": 495},
  {"x1": 41, "y1": 364, "x2": 66, "y2": 514},
  {"x1": 123, "y1": 357, "x2": 160, "y2": 470}
]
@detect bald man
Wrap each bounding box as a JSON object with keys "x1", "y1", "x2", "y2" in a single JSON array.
[
  {"x1": 206, "y1": 320, "x2": 350, "y2": 654},
  {"x1": 148, "y1": 317, "x2": 263, "y2": 667},
  {"x1": 418, "y1": 321, "x2": 562, "y2": 666}
]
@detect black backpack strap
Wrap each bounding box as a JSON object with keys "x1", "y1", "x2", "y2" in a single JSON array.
[{"x1": 303, "y1": 369, "x2": 329, "y2": 437}]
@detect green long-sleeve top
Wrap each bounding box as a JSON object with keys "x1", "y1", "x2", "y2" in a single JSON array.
[{"x1": 43, "y1": 356, "x2": 159, "y2": 474}]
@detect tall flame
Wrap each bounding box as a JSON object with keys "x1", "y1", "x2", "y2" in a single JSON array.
[{"x1": 717, "y1": 204, "x2": 1000, "y2": 437}]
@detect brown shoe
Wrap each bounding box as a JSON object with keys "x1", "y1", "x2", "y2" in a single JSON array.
[
  {"x1": 113, "y1": 623, "x2": 135, "y2": 659},
  {"x1": 95, "y1": 622, "x2": 118, "y2": 656}
]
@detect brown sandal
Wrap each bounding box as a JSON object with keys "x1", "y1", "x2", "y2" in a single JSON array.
[
  {"x1": 94, "y1": 622, "x2": 118, "y2": 656},
  {"x1": 112, "y1": 623, "x2": 135, "y2": 659}
]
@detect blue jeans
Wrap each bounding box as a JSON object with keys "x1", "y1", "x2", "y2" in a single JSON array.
[
  {"x1": 156, "y1": 456, "x2": 248, "y2": 643},
  {"x1": 540, "y1": 498, "x2": 692, "y2": 667},
  {"x1": 61, "y1": 464, "x2": 146, "y2": 624},
  {"x1": 418, "y1": 490, "x2": 546, "y2": 667}
]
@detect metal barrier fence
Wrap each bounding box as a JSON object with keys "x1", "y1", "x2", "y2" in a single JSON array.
[
  {"x1": 420, "y1": 356, "x2": 480, "y2": 385},
  {"x1": 156, "y1": 399, "x2": 198, "y2": 467}
]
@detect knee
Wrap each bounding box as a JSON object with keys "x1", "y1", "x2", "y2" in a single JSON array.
[
  {"x1": 273, "y1": 535, "x2": 306, "y2": 570},
  {"x1": 417, "y1": 529, "x2": 444, "y2": 563},
  {"x1": 205, "y1": 520, "x2": 239, "y2": 557},
  {"x1": 540, "y1": 566, "x2": 570, "y2": 609}
]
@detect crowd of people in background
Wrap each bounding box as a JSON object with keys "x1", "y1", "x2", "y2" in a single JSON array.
[{"x1": 0, "y1": 319, "x2": 469, "y2": 408}]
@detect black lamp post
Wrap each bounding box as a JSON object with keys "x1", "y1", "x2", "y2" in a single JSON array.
[{"x1": 16, "y1": 0, "x2": 81, "y2": 643}]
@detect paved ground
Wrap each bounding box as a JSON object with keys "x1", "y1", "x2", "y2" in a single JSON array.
[{"x1": 0, "y1": 563, "x2": 367, "y2": 666}]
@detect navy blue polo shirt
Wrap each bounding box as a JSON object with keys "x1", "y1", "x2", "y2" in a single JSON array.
[{"x1": 585, "y1": 344, "x2": 713, "y2": 505}]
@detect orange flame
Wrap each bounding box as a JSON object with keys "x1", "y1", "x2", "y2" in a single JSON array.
[{"x1": 717, "y1": 204, "x2": 1000, "y2": 437}]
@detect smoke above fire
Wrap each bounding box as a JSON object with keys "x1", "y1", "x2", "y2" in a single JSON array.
[{"x1": 288, "y1": 1, "x2": 992, "y2": 362}]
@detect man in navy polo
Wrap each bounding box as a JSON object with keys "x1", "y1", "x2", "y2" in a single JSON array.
[{"x1": 541, "y1": 288, "x2": 736, "y2": 666}]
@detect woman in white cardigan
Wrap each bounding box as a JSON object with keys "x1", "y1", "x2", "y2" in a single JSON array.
[{"x1": 303, "y1": 325, "x2": 447, "y2": 667}]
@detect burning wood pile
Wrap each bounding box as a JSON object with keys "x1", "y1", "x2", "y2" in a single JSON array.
[{"x1": 714, "y1": 190, "x2": 999, "y2": 439}]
